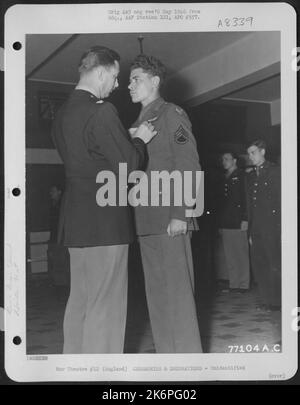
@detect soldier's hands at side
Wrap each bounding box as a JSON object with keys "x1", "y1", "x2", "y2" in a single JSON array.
[
  {"x1": 131, "y1": 121, "x2": 157, "y2": 144},
  {"x1": 241, "y1": 221, "x2": 248, "y2": 231},
  {"x1": 167, "y1": 219, "x2": 187, "y2": 237}
]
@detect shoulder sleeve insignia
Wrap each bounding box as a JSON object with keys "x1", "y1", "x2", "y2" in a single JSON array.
[
  {"x1": 175, "y1": 106, "x2": 183, "y2": 115},
  {"x1": 174, "y1": 125, "x2": 189, "y2": 144}
]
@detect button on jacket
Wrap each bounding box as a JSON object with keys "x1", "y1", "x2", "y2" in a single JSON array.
[
  {"x1": 131, "y1": 97, "x2": 201, "y2": 236},
  {"x1": 217, "y1": 168, "x2": 247, "y2": 229},
  {"x1": 52, "y1": 89, "x2": 147, "y2": 247}
]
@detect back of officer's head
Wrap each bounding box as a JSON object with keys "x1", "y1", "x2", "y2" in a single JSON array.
[
  {"x1": 130, "y1": 54, "x2": 167, "y2": 88},
  {"x1": 78, "y1": 46, "x2": 120, "y2": 75}
]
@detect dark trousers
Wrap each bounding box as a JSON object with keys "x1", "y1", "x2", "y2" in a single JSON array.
[
  {"x1": 250, "y1": 231, "x2": 281, "y2": 306},
  {"x1": 217, "y1": 229, "x2": 250, "y2": 289}
]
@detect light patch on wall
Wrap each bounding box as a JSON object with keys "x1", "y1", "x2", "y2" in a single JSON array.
[
  {"x1": 270, "y1": 99, "x2": 281, "y2": 126},
  {"x1": 0, "y1": 307, "x2": 4, "y2": 331},
  {"x1": 0, "y1": 47, "x2": 4, "y2": 71}
]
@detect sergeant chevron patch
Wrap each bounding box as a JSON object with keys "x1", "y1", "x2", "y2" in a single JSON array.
[{"x1": 174, "y1": 125, "x2": 189, "y2": 144}]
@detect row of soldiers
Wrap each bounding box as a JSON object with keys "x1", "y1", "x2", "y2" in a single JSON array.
[{"x1": 215, "y1": 140, "x2": 281, "y2": 311}]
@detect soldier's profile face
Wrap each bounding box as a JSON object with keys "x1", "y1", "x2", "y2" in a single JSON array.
[
  {"x1": 222, "y1": 153, "x2": 236, "y2": 170},
  {"x1": 247, "y1": 145, "x2": 265, "y2": 166},
  {"x1": 49, "y1": 186, "x2": 61, "y2": 202},
  {"x1": 128, "y1": 68, "x2": 156, "y2": 104}
]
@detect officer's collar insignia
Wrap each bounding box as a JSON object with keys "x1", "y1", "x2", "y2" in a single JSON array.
[
  {"x1": 88, "y1": 94, "x2": 103, "y2": 103},
  {"x1": 174, "y1": 125, "x2": 189, "y2": 144},
  {"x1": 257, "y1": 161, "x2": 268, "y2": 170},
  {"x1": 175, "y1": 107, "x2": 183, "y2": 115}
]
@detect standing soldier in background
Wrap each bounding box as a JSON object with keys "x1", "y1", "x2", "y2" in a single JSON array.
[
  {"x1": 246, "y1": 140, "x2": 281, "y2": 311},
  {"x1": 216, "y1": 152, "x2": 250, "y2": 293},
  {"x1": 128, "y1": 54, "x2": 202, "y2": 353},
  {"x1": 52, "y1": 46, "x2": 156, "y2": 354}
]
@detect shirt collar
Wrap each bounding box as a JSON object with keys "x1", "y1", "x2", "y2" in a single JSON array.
[
  {"x1": 225, "y1": 168, "x2": 238, "y2": 179},
  {"x1": 256, "y1": 160, "x2": 269, "y2": 171},
  {"x1": 139, "y1": 97, "x2": 164, "y2": 121},
  {"x1": 72, "y1": 89, "x2": 101, "y2": 102}
]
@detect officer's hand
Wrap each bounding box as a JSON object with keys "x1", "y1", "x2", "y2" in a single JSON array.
[
  {"x1": 167, "y1": 219, "x2": 187, "y2": 237},
  {"x1": 128, "y1": 128, "x2": 137, "y2": 136},
  {"x1": 249, "y1": 236, "x2": 252, "y2": 245},
  {"x1": 241, "y1": 221, "x2": 248, "y2": 231},
  {"x1": 131, "y1": 121, "x2": 157, "y2": 144}
]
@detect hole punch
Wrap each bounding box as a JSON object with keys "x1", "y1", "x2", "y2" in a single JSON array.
[
  {"x1": 12, "y1": 188, "x2": 21, "y2": 196},
  {"x1": 13, "y1": 42, "x2": 22, "y2": 51},
  {"x1": 13, "y1": 336, "x2": 22, "y2": 345}
]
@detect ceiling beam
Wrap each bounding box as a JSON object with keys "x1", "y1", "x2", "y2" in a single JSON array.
[
  {"x1": 184, "y1": 64, "x2": 280, "y2": 108},
  {"x1": 26, "y1": 34, "x2": 79, "y2": 80},
  {"x1": 166, "y1": 32, "x2": 280, "y2": 107}
]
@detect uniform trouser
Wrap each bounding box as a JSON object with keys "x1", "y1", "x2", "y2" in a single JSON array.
[
  {"x1": 250, "y1": 232, "x2": 281, "y2": 307},
  {"x1": 63, "y1": 244, "x2": 128, "y2": 354},
  {"x1": 218, "y1": 229, "x2": 250, "y2": 289},
  {"x1": 139, "y1": 233, "x2": 202, "y2": 353}
]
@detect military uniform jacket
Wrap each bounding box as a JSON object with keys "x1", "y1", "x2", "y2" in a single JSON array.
[
  {"x1": 217, "y1": 168, "x2": 247, "y2": 229},
  {"x1": 52, "y1": 89, "x2": 146, "y2": 247},
  {"x1": 131, "y1": 97, "x2": 201, "y2": 236},
  {"x1": 246, "y1": 161, "x2": 281, "y2": 236}
]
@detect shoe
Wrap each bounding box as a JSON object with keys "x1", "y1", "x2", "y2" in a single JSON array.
[
  {"x1": 256, "y1": 304, "x2": 281, "y2": 312},
  {"x1": 230, "y1": 288, "x2": 248, "y2": 294},
  {"x1": 237, "y1": 288, "x2": 249, "y2": 294},
  {"x1": 268, "y1": 305, "x2": 281, "y2": 312},
  {"x1": 256, "y1": 304, "x2": 269, "y2": 311}
]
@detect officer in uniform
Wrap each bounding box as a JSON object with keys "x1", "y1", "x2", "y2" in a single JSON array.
[
  {"x1": 246, "y1": 140, "x2": 281, "y2": 311},
  {"x1": 47, "y1": 184, "x2": 70, "y2": 289},
  {"x1": 128, "y1": 55, "x2": 202, "y2": 353},
  {"x1": 216, "y1": 152, "x2": 250, "y2": 292},
  {"x1": 52, "y1": 46, "x2": 156, "y2": 353}
]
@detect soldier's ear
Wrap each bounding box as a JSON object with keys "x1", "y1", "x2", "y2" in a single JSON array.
[{"x1": 152, "y1": 75, "x2": 160, "y2": 89}]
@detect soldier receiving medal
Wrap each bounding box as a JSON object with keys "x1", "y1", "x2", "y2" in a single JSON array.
[{"x1": 128, "y1": 55, "x2": 202, "y2": 353}]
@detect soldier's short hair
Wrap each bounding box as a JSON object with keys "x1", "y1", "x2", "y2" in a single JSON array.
[
  {"x1": 130, "y1": 54, "x2": 167, "y2": 87},
  {"x1": 78, "y1": 46, "x2": 120, "y2": 74},
  {"x1": 248, "y1": 139, "x2": 267, "y2": 151},
  {"x1": 222, "y1": 151, "x2": 238, "y2": 160}
]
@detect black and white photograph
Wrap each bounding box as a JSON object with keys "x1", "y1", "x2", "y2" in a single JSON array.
[{"x1": 4, "y1": 3, "x2": 297, "y2": 382}]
